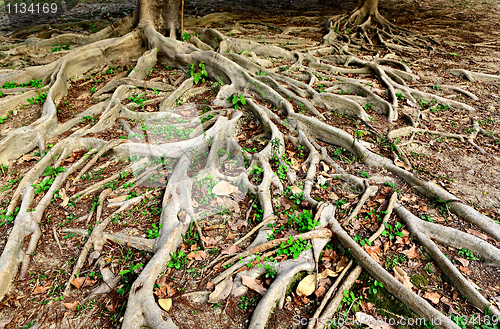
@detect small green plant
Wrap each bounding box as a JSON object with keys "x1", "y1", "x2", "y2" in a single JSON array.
[
  {"x1": 381, "y1": 222, "x2": 404, "y2": 241},
  {"x1": 276, "y1": 236, "x2": 311, "y2": 259},
  {"x1": 89, "y1": 24, "x2": 98, "y2": 33},
  {"x1": 384, "y1": 181, "x2": 396, "y2": 188},
  {"x1": 167, "y1": 250, "x2": 188, "y2": 270},
  {"x1": 27, "y1": 91, "x2": 47, "y2": 105},
  {"x1": 32, "y1": 178, "x2": 54, "y2": 194},
  {"x1": 385, "y1": 253, "x2": 407, "y2": 271},
  {"x1": 358, "y1": 171, "x2": 369, "y2": 178},
  {"x1": 181, "y1": 32, "x2": 191, "y2": 41},
  {"x1": 318, "y1": 84, "x2": 325, "y2": 93},
  {"x1": 227, "y1": 93, "x2": 246, "y2": 110},
  {"x1": 51, "y1": 44, "x2": 70, "y2": 52},
  {"x1": 79, "y1": 115, "x2": 99, "y2": 125},
  {"x1": 188, "y1": 61, "x2": 208, "y2": 84},
  {"x1": 458, "y1": 248, "x2": 478, "y2": 261},
  {"x1": 117, "y1": 262, "x2": 144, "y2": 296},
  {"x1": 128, "y1": 94, "x2": 147, "y2": 108},
  {"x1": 146, "y1": 223, "x2": 162, "y2": 239},
  {"x1": 238, "y1": 295, "x2": 257, "y2": 310},
  {"x1": 270, "y1": 137, "x2": 282, "y2": 160},
  {"x1": 368, "y1": 280, "x2": 384, "y2": 294},
  {"x1": 432, "y1": 84, "x2": 440, "y2": 90},
  {"x1": 296, "y1": 210, "x2": 318, "y2": 233},
  {"x1": 264, "y1": 264, "x2": 278, "y2": 279}
]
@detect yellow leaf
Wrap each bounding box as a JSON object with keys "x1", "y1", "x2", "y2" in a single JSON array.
[
  {"x1": 158, "y1": 298, "x2": 172, "y2": 311},
  {"x1": 296, "y1": 274, "x2": 316, "y2": 297}
]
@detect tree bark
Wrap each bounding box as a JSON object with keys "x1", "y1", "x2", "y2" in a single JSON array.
[
  {"x1": 353, "y1": 0, "x2": 380, "y2": 24},
  {"x1": 136, "y1": 0, "x2": 182, "y2": 38}
]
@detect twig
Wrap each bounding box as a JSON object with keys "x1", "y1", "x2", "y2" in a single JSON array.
[{"x1": 53, "y1": 227, "x2": 63, "y2": 255}]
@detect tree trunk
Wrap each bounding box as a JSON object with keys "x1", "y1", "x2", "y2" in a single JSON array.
[
  {"x1": 354, "y1": 0, "x2": 380, "y2": 24},
  {"x1": 136, "y1": 0, "x2": 182, "y2": 38}
]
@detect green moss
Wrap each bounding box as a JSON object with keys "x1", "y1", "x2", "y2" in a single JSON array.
[
  {"x1": 361, "y1": 272, "x2": 418, "y2": 329},
  {"x1": 411, "y1": 273, "x2": 429, "y2": 289}
]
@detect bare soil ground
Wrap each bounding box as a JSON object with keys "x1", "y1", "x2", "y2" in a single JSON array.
[{"x1": 0, "y1": 0, "x2": 499, "y2": 328}]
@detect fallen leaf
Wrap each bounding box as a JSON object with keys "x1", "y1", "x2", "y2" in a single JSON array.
[
  {"x1": 22, "y1": 154, "x2": 36, "y2": 162},
  {"x1": 314, "y1": 286, "x2": 326, "y2": 299},
  {"x1": 356, "y1": 312, "x2": 393, "y2": 329},
  {"x1": 63, "y1": 301, "x2": 79, "y2": 311},
  {"x1": 318, "y1": 269, "x2": 337, "y2": 279},
  {"x1": 212, "y1": 181, "x2": 234, "y2": 195},
  {"x1": 187, "y1": 250, "x2": 207, "y2": 261},
  {"x1": 0, "y1": 317, "x2": 12, "y2": 328},
  {"x1": 336, "y1": 256, "x2": 349, "y2": 272},
  {"x1": 460, "y1": 266, "x2": 472, "y2": 275},
  {"x1": 423, "y1": 291, "x2": 441, "y2": 304},
  {"x1": 59, "y1": 188, "x2": 69, "y2": 207},
  {"x1": 401, "y1": 246, "x2": 419, "y2": 260},
  {"x1": 393, "y1": 266, "x2": 413, "y2": 290},
  {"x1": 465, "y1": 229, "x2": 489, "y2": 241},
  {"x1": 158, "y1": 298, "x2": 172, "y2": 311},
  {"x1": 201, "y1": 236, "x2": 217, "y2": 246},
  {"x1": 221, "y1": 244, "x2": 240, "y2": 255},
  {"x1": 229, "y1": 219, "x2": 247, "y2": 231},
  {"x1": 290, "y1": 158, "x2": 300, "y2": 170},
  {"x1": 33, "y1": 286, "x2": 50, "y2": 294},
  {"x1": 88, "y1": 250, "x2": 100, "y2": 265},
  {"x1": 455, "y1": 257, "x2": 469, "y2": 267},
  {"x1": 241, "y1": 274, "x2": 267, "y2": 295},
  {"x1": 365, "y1": 245, "x2": 381, "y2": 263},
  {"x1": 70, "y1": 277, "x2": 86, "y2": 289},
  {"x1": 108, "y1": 195, "x2": 128, "y2": 203},
  {"x1": 290, "y1": 185, "x2": 302, "y2": 194},
  {"x1": 296, "y1": 274, "x2": 316, "y2": 297},
  {"x1": 209, "y1": 277, "x2": 233, "y2": 303}
]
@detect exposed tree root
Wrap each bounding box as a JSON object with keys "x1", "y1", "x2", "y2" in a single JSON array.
[{"x1": 0, "y1": 8, "x2": 498, "y2": 329}]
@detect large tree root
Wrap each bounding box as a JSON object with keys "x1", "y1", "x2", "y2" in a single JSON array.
[{"x1": 0, "y1": 7, "x2": 499, "y2": 329}]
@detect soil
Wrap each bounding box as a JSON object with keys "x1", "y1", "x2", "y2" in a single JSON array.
[{"x1": 0, "y1": 0, "x2": 499, "y2": 328}]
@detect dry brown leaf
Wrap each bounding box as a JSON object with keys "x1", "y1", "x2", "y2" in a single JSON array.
[
  {"x1": 206, "y1": 281, "x2": 215, "y2": 290},
  {"x1": 212, "y1": 181, "x2": 234, "y2": 195},
  {"x1": 455, "y1": 257, "x2": 469, "y2": 267},
  {"x1": 290, "y1": 158, "x2": 300, "y2": 170},
  {"x1": 460, "y1": 266, "x2": 472, "y2": 275},
  {"x1": 290, "y1": 185, "x2": 302, "y2": 194},
  {"x1": 401, "y1": 246, "x2": 419, "y2": 260},
  {"x1": 314, "y1": 286, "x2": 326, "y2": 299},
  {"x1": 241, "y1": 274, "x2": 267, "y2": 296},
  {"x1": 356, "y1": 312, "x2": 393, "y2": 329},
  {"x1": 364, "y1": 245, "x2": 381, "y2": 263},
  {"x1": 318, "y1": 269, "x2": 337, "y2": 279},
  {"x1": 187, "y1": 250, "x2": 207, "y2": 261},
  {"x1": 296, "y1": 274, "x2": 316, "y2": 297},
  {"x1": 88, "y1": 250, "x2": 100, "y2": 265},
  {"x1": 107, "y1": 195, "x2": 128, "y2": 203},
  {"x1": 63, "y1": 301, "x2": 79, "y2": 311},
  {"x1": 0, "y1": 317, "x2": 12, "y2": 328},
  {"x1": 465, "y1": 228, "x2": 489, "y2": 241},
  {"x1": 22, "y1": 154, "x2": 36, "y2": 162},
  {"x1": 158, "y1": 298, "x2": 172, "y2": 311},
  {"x1": 59, "y1": 188, "x2": 70, "y2": 207},
  {"x1": 229, "y1": 220, "x2": 247, "y2": 231},
  {"x1": 208, "y1": 277, "x2": 233, "y2": 303},
  {"x1": 336, "y1": 256, "x2": 349, "y2": 272},
  {"x1": 393, "y1": 266, "x2": 413, "y2": 290},
  {"x1": 70, "y1": 277, "x2": 86, "y2": 289},
  {"x1": 423, "y1": 291, "x2": 441, "y2": 304},
  {"x1": 201, "y1": 236, "x2": 217, "y2": 246},
  {"x1": 33, "y1": 286, "x2": 50, "y2": 294},
  {"x1": 221, "y1": 244, "x2": 240, "y2": 256}
]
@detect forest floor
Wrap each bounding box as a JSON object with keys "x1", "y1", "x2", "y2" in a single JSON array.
[{"x1": 0, "y1": 0, "x2": 499, "y2": 328}]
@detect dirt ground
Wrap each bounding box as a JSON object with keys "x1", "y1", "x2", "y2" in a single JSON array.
[{"x1": 0, "y1": 0, "x2": 500, "y2": 328}]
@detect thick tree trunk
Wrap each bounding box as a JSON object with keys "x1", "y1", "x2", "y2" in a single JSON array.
[
  {"x1": 136, "y1": 0, "x2": 182, "y2": 38},
  {"x1": 353, "y1": 0, "x2": 380, "y2": 25}
]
